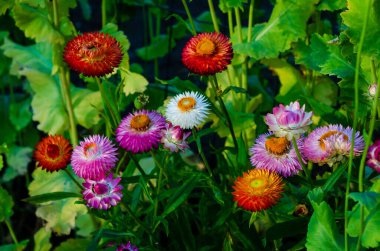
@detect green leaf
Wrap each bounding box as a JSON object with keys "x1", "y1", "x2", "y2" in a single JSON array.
[
  {"x1": 0, "y1": 187, "x2": 14, "y2": 221},
  {"x1": 33, "y1": 228, "x2": 52, "y2": 251},
  {"x1": 19, "y1": 0, "x2": 46, "y2": 8},
  {"x1": 24, "y1": 192, "x2": 83, "y2": 204},
  {"x1": 121, "y1": 70, "x2": 149, "y2": 96},
  {"x1": 102, "y1": 23, "x2": 131, "y2": 52},
  {"x1": 28, "y1": 168, "x2": 87, "y2": 235},
  {"x1": 341, "y1": 0, "x2": 380, "y2": 61},
  {"x1": 0, "y1": 155, "x2": 3, "y2": 172},
  {"x1": 75, "y1": 214, "x2": 96, "y2": 237},
  {"x1": 221, "y1": 86, "x2": 249, "y2": 97},
  {"x1": 0, "y1": 240, "x2": 29, "y2": 251},
  {"x1": 9, "y1": 98, "x2": 32, "y2": 131},
  {"x1": 194, "y1": 11, "x2": 216, "y2": 33},
  {"x1": 72, "y1": 89, "x2": 103, "y2": 129},
  {"x1": 54, "y1": 238, "x2": 91, "y2": 251},
  {"x1": 0, "y1": 96, "x2": 17, "y2": 145},
  {"x1": 219, "y1": 0, "x2": 248, "y2": 12},
  {"x1": 322, "y1": 164, "x2": 346, "y2": 193},
  {"x1": 234, "y1": 0, "x2": 318, "y2": 60},
  {"x1": 317, "y1": 0, "x2": 346, "y2": 11},
  {"x1": 349, "y1": 191, "x2": 380, "y2": 210},
  {"x1": 306, "y1": 201, "x2": 344, "y2": 250},
  {"x1": 3, "y1": 146, "x2": 33, "y2": 182},
  {"x1": 136, "y1": 35, "x2": 175, "y2": 61},
  {"x1": 0, "y1": 0, "x2": 14, "y2": 15},
  {"x1": 307, "y1": 187, "x2": 324, "y2": 205}
]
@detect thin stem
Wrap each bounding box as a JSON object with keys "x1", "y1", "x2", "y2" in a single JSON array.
[
  {"x1": 96, "y1": 78, "x2": 120, "y2": 128},
  {"x1": 122, "y1": 201, "x2": 152, "y2": 234},
  {"x1": 152, "y1": 152, "x2": 167, "y2": 226},
  {"x1": 211, "y1": 76, "x2": 238, "y2": 150},
  {"x1": 291, "y1": 137, "x2": 311, "y2": 184},
  {"x1": 344, "y1": 1, "x2": 372, "y2": 250},
  {"x1": 128, "y1": 152, "x2": 155, "y2": 190},
  {"x1": 227, "y1": 10, "x2": 233, "y2": 37},
  {"x1": 192, "y1": 128, "x2": 213, "y2": 178},
  {"x1": 207, "y1": 0, "x2": 220, "y2": 33},
  {"x1": 181, "y1": 0, "x2": 196, "y2": 35},
  {"x1": 234, "y1": 8, "x2": 243, "y2": 43},
  {"x1": 247, "y1": 0, "x2": 255, "y2": 43},
  {"x1": 115, "y1": 152, "x2": 128, "y2": 174},
  {"x1": 4, "y1": 219, "x2": 18, "y2": 245},
  {"x1": 64, "y1": 169, "x2": 84, "y2": 190},
  {"x1": 101, "y1": 0, "x2": 106, "y2": 27}
]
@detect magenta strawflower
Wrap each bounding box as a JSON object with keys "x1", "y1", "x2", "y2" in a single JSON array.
[
  {"x1": 161, "y1": 123, "x2": 191, "y2": 152},
  {"x1": 366, "y1": 140, "x2": 380, "y2": 173},
  {"x1": 71, "y1": 135, "x2": 118, "y2": 180},
  {"x1": 303, "y1": 124, "x2": 364, "y2": 166},
  {"x1": 116, "y1": 110, "x2": 166, "y2": 153},
  {"x1": 116, "y1": 241, "x2": 139, "y2": 251},
  {"x1": 82, "y1": 174, "x2": 123, "y2": 210},
  {"x1": 250, "y1": 133, "x2": 304, "y2": 177},
  {"x1": 265, "y1": 101, "x2": 313, "y2": 140}
]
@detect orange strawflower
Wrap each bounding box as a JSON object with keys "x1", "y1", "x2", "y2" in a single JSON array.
[
  {"x1": 63, "y1": 32, "x2": 123, "y2": 77},
  {"x1": 34, "y1": 135, "x2": 72, "y2": 172},
  {"x1": 181, "y1": 32, "x2": 233, "y2": 76},
  {"x1": 232, "y1": 169, "x2": 284, "y2": 212}
]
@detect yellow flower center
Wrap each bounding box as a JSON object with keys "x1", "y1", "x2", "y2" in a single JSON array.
[
  {"x1": 196, "y1": 38, "x2": 216, "y2": 55},
  {"x1": 319, "y1": 130, "x2": 348, "y2": 150},
  {"x1": 250, "y1": 178, "x2": 266, "y2": 188},
  {"x1": 130, "y1": 114, "x2": 151, "y2": 130},
  {"x1": 265, "y1": 137, "x2": 290, "y2": 155},
  {"x1": 178, "y1": 97, "x2": 196, "y2": 112}
]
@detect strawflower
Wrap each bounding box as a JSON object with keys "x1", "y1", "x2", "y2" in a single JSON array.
[
  {"x1": 265, "y1": 101, "x2": 312, "y2": 140},
  {"x1": 232, "y1": 169, "x2": 284, "y2": 212},
  {"x1": 34, "y1": 135, "x2": 72, "y2": 172},
  {"x1": 71, "y1": 135, "x2": 118, "y2": 180},
  {"x1": 250, "y1": 133, "x2": 304, "y2": 177},
  {"x1": 116, "y1": 241, "x2": 139, "y2": 251},
  {"x1": 116, "y1": 110, "x2": 166, "y2": 153},
  {"x1": 63, "y1": 32, "x2": 123, "y2": 77},
  {"x1": 366, "y1": 140, "x2": 380, "y2": 173},
  {"x1": 82, "y1": 174, "x2": 123, "y2": 210},
  {"x1": 161, "y1": 123, "x2": 191, "y2": 152},
  {"x1": 182, "y1": 32, "x2": 233, "y2": 75},
  {"x1": 165, "y1": 91, "x2": 210, "y2": 129}
]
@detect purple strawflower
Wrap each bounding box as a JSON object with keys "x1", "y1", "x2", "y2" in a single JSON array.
[
  {"x1": 82, "y1": 174, "x2": 123, "y2": 210},
  {"x1": 367, "y1": 140, "x2": 380, "y2": 173},
  {"x1": 161, "y1": 123, "x2": 191, "y2": 152},
  {"x1": 116, "y1": 110, "x2": 166, "y2": 153},
  {"x1": 116, "y1": 241, "x2": 139, "y2": 251},
  {"x1": 71, "y1": 135, "x2": 118, "y2": 180},
  {"x1": 303, "y1": 124, "x2": 364, "y2": 166},
  {"x1": 265, "y1": 101, "x2": 313, "y2": 140},
  {"x1": 250, "y1": 133, "x2": 304, "y2": 177}
]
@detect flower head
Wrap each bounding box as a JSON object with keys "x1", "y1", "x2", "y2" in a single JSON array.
[
  {"x1": 232, "y1": 169, "x2": 284, "y2": 212},
  {"x1": 366, "y1": 140, "x2": 380, "y2": 173},
  {"x1": 366, "y1": 83, "x2": 378, "y2": 100},
  {"x1": 165, "y1": 91, "x2": 210, "y2": 129},
  {"x1": 250, "y1": 133, "x2": 304, "y2": 177},
  {"x1": 71, "y1": 135, "x2": 118, "y2": 180},
  {"x1": 265, "y1": 101, "x2": 312, "y2": 140},
  {"x1": 116, "y1": 110, "x2": 166, "y2": 153},
  {"x1": 34, "y1": 135, "x2": 72, "y2": 172},
  {"x1": 63, "y1": 32, "x2": 123, "y2": 77},
  {"x1": 116, "y1": 241, "x2": 139, "y2": 251},
  {"x1": 82, "y1": 174, "x2": 123, "y2": 210},
  {"x1": 161, "y1": 123, "x2": 191, "y2": 152},
  {"x1": 303, "y1": 124, "x2": 364, "y2": 166},
  {"x1": 182, "y1": 32, "x2": 233, "y2": 75}
]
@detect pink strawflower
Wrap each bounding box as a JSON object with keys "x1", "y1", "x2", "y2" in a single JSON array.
[
  {"x1": 366, "y1": 140, "x2": 380, "y2": 173},
  {"x1": 71, "y1": 135, "x2": 118, "y2": 180},
  {"x1": 265, "y1": 101, "x2": 313, "y2": 140},
  {"x1": 250, "y1": 133, "x2": 304, "y2": 177},
  {"x1": 161, "y1": 123, "x2": 191, "y2": 152},
  {"x1": 117, "y1": 241, "x2": 139, "y2": 251},
  {"x1": 116, "y1": 110, "x2": 166, "y2": 153},
  {"x1": 82, "y1": 174, "x2": 123, "y2": 210},
  {"x1": 303, "y1": 124, "x2": 364, "y2": 166}
]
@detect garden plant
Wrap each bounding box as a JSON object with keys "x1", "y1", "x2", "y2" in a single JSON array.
[{"x1": 0, "y1": 0, "x2": 380, "y2": 250}]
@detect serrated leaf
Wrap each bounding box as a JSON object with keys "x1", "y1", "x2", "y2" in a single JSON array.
[
  {"x1": 0, "y1": 0, "x2": 14, "y2": 15},
  {"x1": 3, "y1": 146, "x2": 32, "y2": 181},
  {"x1": 101, "y1": 23, "x2": 131, "y2": 52},
  {"x1": 219, "y1": 0, "x2": 248, "y2": 12},
  {"x1": 234, "y1": 0, "x2": 318, "y2": 60},
  {"x1": 341, "y1": 0, "x2": 380, "y2": 61},
  {"x1": 349, "y1": 191, "x2": 380, "y2": 210},
  {"x1": 34, "y1": 228, "x2": 52, "y2": 251},
  {"x1": 54, "y1": 238, "x2": 91, "y2": 251},
  {"x1": 0, "y1": 187, "x2": 14, "y2": 221},
  {"x1": 317, "y1": 0, "x2": 346, "y2": 11},
  {"x1": 121, "y1": 70, "x2": 149, "y2": 96},
  {"x1": 19, "y1": 0, "x2": 46, "y2": 8}
]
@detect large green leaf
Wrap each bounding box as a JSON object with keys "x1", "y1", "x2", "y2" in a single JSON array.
[
  {"x1": 3, "y1": 146, "x2": 33, "y2": 182},
  {"x1": 136, "y1": 35, "x2": 175, "y2": 61},
  {"x1": 0, "y1": 0, "x2": 14, "y2": 15},
  {"x1": 341, "y1": 0, "x2": 380, "y2": 61},
  {"x1": 28, "y1": 168, "x2": 87, "y2": 235},
  {"x1": 234, "y1": 0, "x2": 318, "y2": 60},
  {"x1": 54, "y1": 238, "x2": 91, "y2": 251},
  {"x1": 121, "y1": 70, "x2": 149, "y2": 96},
  {"x1": 9, "y1": 98, "x2": 33, "y2": 131},
  {"x1": 33, "y1": 228, "x2": 52, "y2": 251},
  {"x1": 0, "y1": 187, "x2": 14, "y2": 222}
]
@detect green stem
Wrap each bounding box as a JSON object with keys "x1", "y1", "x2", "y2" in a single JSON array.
[
  {"x1": 234, "y1": 8, "x2": 243, "y2": 43},
  {"x1": 115, "y1": 152, "x2": 128, "y2": 174},
  {"x1": 4, "y1": 219, "x2": 18, "y2": 245},
  {"x1": 291, "y1": 137, "x2": 311, "y2": 184},
  {"x1": 128, "y1": 152, "x2": 155, "y2": 190},
  {"x1": 64, "y1": 168, "x2": 84, "y2": 190},
  {"x1": 343, "y1": 1, "x2": 372, "y2": 250},
  {"x1": 211, "y1": 76, "x2": 238, "y2": 150},
  {"x1": 247, "y1": 0, "x2": 255, "y2": 43},
  {"x1": 122, "y1": 201, "x2": 152, "y2": 234},
  {"x1": 227, "y1": 10, "x2": 233, "y2": 37},
  {"x1": 151, "y1": 152, "x2": 167, "y2": 227},
  {"x1": 96, "y1": 78, "x2": 120, "y2": 128},
  {"x1": 181, "y1": 0, "x2": 196, "y2": 35},
  {"x1": 101, "y1": 0, "x2": 106, "y2": 27},
  {"x1": 207, "y1": 0, "x2": 220, "y2": 33},
  {"x1": 192, "y1": 128, "x2": 213, "y2": 178}
]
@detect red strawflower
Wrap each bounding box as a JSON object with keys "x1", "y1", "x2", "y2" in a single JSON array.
[
  {"x1": 63, "y1": 32, "x2": 123, "y2": 77},
  {"x1": 181, "y1": 32, "x2": 233, "y2": 76},
  {"x1": 232, "y1": 169, "x2": 284, "y2": 212},
  {"x1": 34, "y1": 135, "x2": 72, "y2": 172}
]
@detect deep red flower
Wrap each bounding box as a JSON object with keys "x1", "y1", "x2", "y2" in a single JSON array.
[
  {"x1": 232, "y1": 169, "x2": 284, "y2": 212},
  {"x1": 63, "y1": 32, "x2": 123, "y2": 77},
  {"x1": 34, "y1": 135, "x2": 72, "y2": 172},
  {"x1": 181, "y1": 32, "x2": 233, "y2": 76}
]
